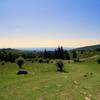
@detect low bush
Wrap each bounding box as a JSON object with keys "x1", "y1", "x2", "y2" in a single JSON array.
[
  {"x1": 34, "y1": 58, "x2": 38, "y2": 62},
  {"x1": 32, "y1": 60, "x2": 34, "y2": 63},
  {"x1": 16, "y1": 57, "x2": 25, "y2": 69},
  {"x1": 38, "y1": 58, "x2": 43, "y2": 63},
  {"x1": 56, "y1": 60, "x2": 64, "y2": 72},
  {"x1": 50, "y1": 60, "x2": 54, "y2": 63},
  {"x1": 97, "y1": 57, "x2": 100, "y2": 64},
  {"x1": 1, "y1": 61, "x2": 5, "y2": 65}
]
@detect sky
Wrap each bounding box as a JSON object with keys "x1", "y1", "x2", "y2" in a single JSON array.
[{"x1": 0, "y1": 0, "x2": 100, "y2": 48}]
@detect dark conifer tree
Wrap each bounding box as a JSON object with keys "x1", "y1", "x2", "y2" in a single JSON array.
[
  {"x1": 1, "y1": 52, "x2": 5, "y2": 61},
  {"x1": 72, "y1": 51, "x2": 77, "y2": 59},
  {"x1": 54, "y1": 46, "x2": 65, "y2": 59},
  {"x1": 7, "y1": 52, "x2": 12, "y2": 62},
  {"x1": 64, "y1": 50, "x2": 70, "y2": 60},
  {"x1": 0, "y1": 51, "x2": 1, "y2": 60},
  {"x1": 43, "y1": 49, "x2": 48, "y2": 59}
]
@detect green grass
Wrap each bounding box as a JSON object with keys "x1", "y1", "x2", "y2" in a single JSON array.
[{"x1": 0, "y1": 61, "x2": 100, "y2": 100}]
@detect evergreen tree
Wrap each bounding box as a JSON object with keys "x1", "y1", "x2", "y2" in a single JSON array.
[
  {"x1": 7, "y1": 52, "x2": 12, "y2": 62},
  {"x1": 72, "y1": 51, "x2": 77, "y2": 59},
  {"x1": 22, "y1": 53, "x2": 27, "y2": 59},
  {"x1": 55, "y1": 46, "x2": 65, "y2": 59},
  {"x1": 11, "y1": 53, "x2": 16, "y2": 62},
  {"x1": 64, "y1": 50, "x2": 70, "y2": 60},
  {"x1": 1, "y1": 52, "x2": 5, "y2": 61},
  {"x1": 43, "y1": 49, "x2": 48, "y2": 59},
  {"x1": 0, "y1": 51, "x2": 1, "y2": 60}
]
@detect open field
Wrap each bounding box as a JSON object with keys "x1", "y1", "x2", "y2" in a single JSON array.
[{"x1": 0, "y1": 61, "x2": 100, "y2": 100}]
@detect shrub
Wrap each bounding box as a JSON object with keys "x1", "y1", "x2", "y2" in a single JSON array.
[
  {"x1": 38, "y1": 58, "x2": 43, "y2": 63},
  {"x1": 68, "y1": 60, "x2": 70, "y2": 63},
  {"x1": 1, "y1": 61, "x2": 5, "y2": 65},
  {"x1": 50, "y1": 60, "x2": 54, "y2": 63},
  {"x1": 16, "y1": 57, "x2": 25, "y2": 69},
  {"x1": 56, "y1": 60, "x2": 64, "y2": 72},
  {"x1": 97, "y1": 57, "x2": 100, "y2": 64},
  {"x1": 32, "y1": 60, "x2": 34, "y2": 63},
  {"x1": 34, "y1": 58, "x2": 38, "y2": 62}
]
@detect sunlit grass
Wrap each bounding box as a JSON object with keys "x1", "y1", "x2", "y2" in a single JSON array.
[{"x1": 0, "y1": 61, "x2": 100, "y2": 100}]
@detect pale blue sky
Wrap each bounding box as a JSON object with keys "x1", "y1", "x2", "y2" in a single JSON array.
[{"x1": 0, "y1": 0, "x2": 100, "y2": 47}]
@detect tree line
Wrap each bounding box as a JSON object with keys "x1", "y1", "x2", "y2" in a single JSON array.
[{"x1": 0, "y1": 46, "x2": 78, "y2": 62}]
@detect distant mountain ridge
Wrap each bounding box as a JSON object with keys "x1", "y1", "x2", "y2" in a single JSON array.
[
  {"x1": 0, "y1": 44, "x2": 100, "y2": 52},
  {"x1": 16, "y1": 47, "x2": 73, "y2": 51}
]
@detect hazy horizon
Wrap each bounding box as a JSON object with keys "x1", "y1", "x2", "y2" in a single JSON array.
[
  {"x1": 0, "y1": 0, "x2": 100, "y2": 48},
  {"x1": 0, "y1": 43, "x2": 100, "y2": 50}
]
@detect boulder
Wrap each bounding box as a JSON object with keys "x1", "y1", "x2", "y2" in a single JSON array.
[{"x1": 16, "y1": 70, "x2": 28, "y2": 75}]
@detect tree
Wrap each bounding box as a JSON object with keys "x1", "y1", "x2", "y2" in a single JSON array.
[
  {"x1": 43, "y1": 49, "x2": 48, "y2": 59},
  {"x1": 1, "y1": 52, "x2": 5, "y2": 61},
  {"x1": 64, "y1": 50, "x2": 70, "y2": 60},
  {"x1": 32, "y1": 52, "x2": 37, "y2": 59},
  {"x1": 72, "y1": 51, "x2": 77, "y2": 59},
  {"x1": 7, "y1": 52, "x2": 12, "y2": 62},
  {"x1": 7, "y1": 52, "x2": 16, "y2": 62},
  {"x1": 22, "y1": 53, "x2": 27, "y2": 59},
  {"x1": 97, "y1": 57, "x2": 100, "y2": 64},
  {"x1": 55, "y1": 46, "x2": 65, "y2": 59},
  {"x1": 11, "y1": 53, "x2": 16, "y2": 62},
  {"x1": 60, "y1": 46, "x2": 65, "y2": 59},
  {"x1": 0, "y1": 51, "x2": 1, "y2": 61},
  {"x1": 16, "y1": 57, "x2": 24, "y2": 69}
]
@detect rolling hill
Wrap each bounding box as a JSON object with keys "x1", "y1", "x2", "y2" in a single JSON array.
[{"x1": 75, "y1": 44, "x2": 100, "y2": 51}]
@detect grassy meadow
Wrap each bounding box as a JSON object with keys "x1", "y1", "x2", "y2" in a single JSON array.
[{"x1": 0, "y1": 60, "x2": 100, "y2": 100}]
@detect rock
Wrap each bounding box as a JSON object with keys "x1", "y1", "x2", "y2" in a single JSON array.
[
  {"x1": 88, "y1": 94, "x2": 92, "y2": 98},
  {"x1": 75, "y1": 85, "x2": 78, "y2": 88},
  {"x1": 84, "y1": 96, "x2": 91, "y2": 100},
  {"x1": 74, "y1": 81, "x2": 78, "y2": 85},
  {"x1": 57, "y1": 84, "x2": 62, "y2": 87},
  {"x1": 63, "y1": 76, "x2": 68, "y2": 78},
  {"x1": 16, "y1": 70, "x2": 28, "y2": 75},
  {"x1": 80, "y1": 91, "x2": 87, "y2": 95}
]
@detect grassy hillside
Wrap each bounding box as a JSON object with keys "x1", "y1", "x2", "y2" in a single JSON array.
[
  {"x1": 75, "y1": 44, "x2": 100, "y2": 51},
  {"x1": 0, "y1": 61, "x2": 100, "y2": 100},
  {"x1": 71, "y1": 44, "x2": 100, "y2": 59}
]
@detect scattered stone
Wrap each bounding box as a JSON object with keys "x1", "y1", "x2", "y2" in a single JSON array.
[
  {"x1": 75, "y1": 85, "x2": 78, "y2": 88},
  {"x1": 39, "y1": 97, "x2": 44, "y2": 100},
  {"x1": 57, "y1": 84, "x2": 62, "y2": 87},
  {"x1": 63, "y1": 76, "x2": 68, "y2": 78},
  {"x1": 84, "y1": 96, "x2": 91, "y2": 100},
  {"x1": 83, "y1": 72, "x2": 93, "y2": 78},
  {"x1": 74, "y1": 81, "x2": 78, "y2": 85},
  {"x1": 88, "y1": 94, "x2": 92, "y2": 98},
  {"x1": 82, "y1": 87, "x2": 88, "y2": 90},
  {"x1": 80, "y1": 91, "x2": 87, "y2": 95},
  {"x1": 44, "y1": 85, "x2": 48, "y2": 88}
]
